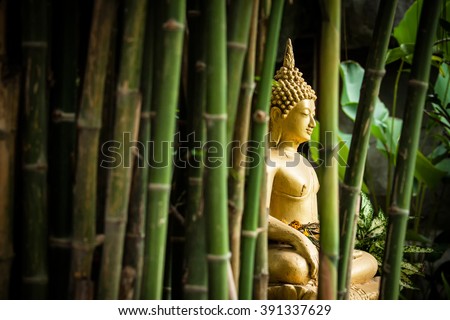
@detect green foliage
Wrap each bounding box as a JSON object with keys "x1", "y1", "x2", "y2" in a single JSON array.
[
  {"x1": 442, "y1": 273, "x2": 450, "y2": 299},
  {"x1": 426, "y1": 62, "x2": 450, "y2": 177},
  {"x1": 339, "y1": 61, "x2": 447, "y2": 190},
  {"x1": 392, "y1": 0, "x2": 425, "y2": 46},
  {"x1": 388, "y1": 0, "x2": 450, "y2": 66},
  {"x1": 355, "y1": 193, "x2": 432, "y2": 290},
  {"x1": 308, "y1": 119, "x2": 369, "y2": 193}
]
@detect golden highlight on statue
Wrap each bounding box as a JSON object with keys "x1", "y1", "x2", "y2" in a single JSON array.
[{"x1": 266, "y1": 39, "x2": 379, "y2": 299}]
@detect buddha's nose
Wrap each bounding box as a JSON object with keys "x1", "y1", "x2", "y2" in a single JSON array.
[{"x1": 309, "y1": 116, "x2": 316, "y2": 128}]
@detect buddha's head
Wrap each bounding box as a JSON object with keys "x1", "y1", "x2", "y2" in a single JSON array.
[{"x1": 269, "y1": 39, "x2": 317, "y2": 146}]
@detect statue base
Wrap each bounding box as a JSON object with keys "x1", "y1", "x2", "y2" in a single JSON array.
[{"x1": 268, "y1": 277, "x2": 380, "y2": 300}]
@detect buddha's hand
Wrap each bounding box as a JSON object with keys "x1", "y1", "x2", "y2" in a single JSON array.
[{"x1": 291, "y1": 231, "x2": 319, "y2": 280}]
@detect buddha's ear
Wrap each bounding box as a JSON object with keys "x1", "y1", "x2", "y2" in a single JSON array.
[
  {"x1": 270, "y1": 107, "x2": 281, "y2": 122},
  {"x1": 269, "y1": 107, "x2": 282, "y2": 145}
]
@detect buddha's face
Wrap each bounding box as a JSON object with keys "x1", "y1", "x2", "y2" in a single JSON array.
[{"x1": 271, "y1": 99, "x2": 316, "y2": 145}]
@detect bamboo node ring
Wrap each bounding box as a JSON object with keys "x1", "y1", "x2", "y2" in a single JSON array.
[
  {"x1": 207, "y1": 252, "x2": 231, "y2": 262},
  {"x1": 241, "y1": 229, "x2": 258, "y2": 238}
]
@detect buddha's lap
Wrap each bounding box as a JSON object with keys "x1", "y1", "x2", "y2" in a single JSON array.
[
  {"x1": 268, "y1": 245, "x2": 378, "y2": 285},
  {"x1": 268, "y1": 244, "x2": 310, "y2": 285}
]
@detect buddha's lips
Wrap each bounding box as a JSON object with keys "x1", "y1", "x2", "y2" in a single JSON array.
[{"x1": 306, "y1": 129, "x2": 313, "y2": 135}]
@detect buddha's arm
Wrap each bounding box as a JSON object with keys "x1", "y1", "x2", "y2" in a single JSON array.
[
  {"x1": 266, "y1": 162, "x2": 318, "y2": 279},
  {"x1": 268, "y1": 215, "x2": 319, "y2": 279}
]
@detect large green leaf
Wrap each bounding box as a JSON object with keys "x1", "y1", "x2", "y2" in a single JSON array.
[
  {"x1": 434, "y1": 62, "x2": 450, "y2": 107},
  {"x1": 393, "y1": 0, "x2": 450, "y2": 61},
  {"x1": 435, "y1": 158, "x2": 450, "y2": 176},
  {"x1": 340, "y1": 61, "x2": 389, "y2": 125},
  {"x1": 393, "y1": 0, "x2": 424, "y2": 46},
  {"x1": 340, "y1": 61, "x2": 363, "y2": 110},
  {"x1": 415, "y1": 151, "x2": 446, "y2": 189}
]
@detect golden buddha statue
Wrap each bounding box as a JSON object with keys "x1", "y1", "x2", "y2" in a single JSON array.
[{"x1": 266, "y1": 39, "x2": 379, "y2": 300}]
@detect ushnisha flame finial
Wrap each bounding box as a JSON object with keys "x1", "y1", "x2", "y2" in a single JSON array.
[
  {"x1": 270, "y1": 38, "x2": 317, "y2": 118},
  {"x1": 283, "y1": 38, "x2": 295, "y2": 69}
]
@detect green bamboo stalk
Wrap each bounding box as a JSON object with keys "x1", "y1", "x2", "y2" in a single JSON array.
[
  {"x1": 98, "y1": 0, "x2": 147, "y2": 299},
  {"x1": 238, "y1": 0, "x2": 285, "y2": 300},
  {"x1": 225, "y1": 0, "x2": 254, "y2": 143},
  {"x1": 380, "y1": 0, "x2": 442, "y2": 300},
  {"x1": 183, "y1": 4, "x2": 208, "y2": 300},
  {"x1": 48, "y1": 0, "x2": 79, "y2": 299},
  {"x1": 120, "y1": 1, "x2": 155, "y2": 301},
  {"x1": 228, "y1": 0, "x2": 260, "y2": 290},
  {"x1": 317, "y1": 0, "x2": 340, "y2": 300},
  {"x1": 337, "y1": 0, "x2": 398, "y2": 300},
  {"x1": 21, "y1": 0, "x2": 49, "y2": 299},
  {"x1": 71, "y1": 0, "x2": 117, "y2": 299},
  {"x1": 251, "y1": 0, "x2": 268, "y2": 300},
  {"x1": 255, "y1": 0, "x2": 271, "y2": 77},
  {"x1": 253, "y1": 163, "x2": 268, "y2": 299},
  {"x1": 163, "y1": 220, "x2": 174, "y2": 300},
  {"x1": 141, "y1": 0, "x2": 186, "y2": 300},
  {"x1": 0, "y1": 2, "x2": 20, "y2": 296},
  {"x1": 203, "y1": 0, "x2": 230, "y2": 300}
]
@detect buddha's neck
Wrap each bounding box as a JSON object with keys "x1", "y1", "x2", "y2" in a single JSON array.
[{"x1": 278, "y1": 141, "x2": 300, "y2": 154}]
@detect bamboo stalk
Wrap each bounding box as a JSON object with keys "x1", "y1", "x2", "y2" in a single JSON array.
[
  {"x1": 255, "y1": 0, "x2": 271, "y2": 77},
  {"x1": 228, "y1": 0, "x2": 260, "y2": 291},
  {"x1": 253, "y1": 163, "x2": 268, "y2": 299},
  {"x1": 337, "y1": 0, "x2": 398, "y2": 300},
  {"x1": 120, "y1": 1, "x2": 155, "y2": 301},
  {"x1": 183, "y1": 4, "x2": 208, "y2": 300},
  {"x1": 71, "y1": 0, "x2": 117, "y2": 299},
  {"x1": 141, "y1": 0, "x2": 186, "y2": 300},
  {"x1": 238, "y1": 0, "x2": 285, "y2": 300},
  {"x1": 251, "y1": 0, "x2": 269, "y2": 301},
  {"x1": 21, "y1": 0, "x2": 49, "y2": 299},
  {"x1": 317, "y1": 0, "x2": 340, "y2": 300},
  {"x1": 0, "y1": 0, "x2": 20, "y2": 296},
  {"x1": 203, "y1": 0, "x2": 231, "y2": 300},
  {"x1": 48, "y1": 0, "x2": 79, "y2": 299},
  {"x1": 380, "y1": 0, "x2": 442, "y2": 300},
  {"x1": 225, "y1": 0, "x2": 254, "y2": 143},
  {"x1": 98, "y1": 0, "x2": 147, "y2": 300},
  {"x1": 0, "y1": 74, "x2": 19, "y2": 299}
]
